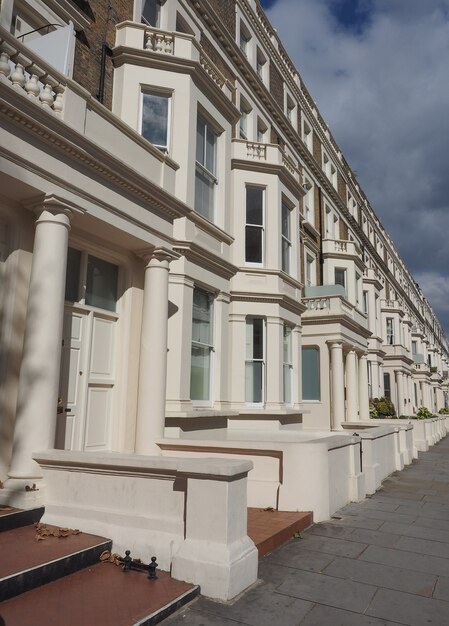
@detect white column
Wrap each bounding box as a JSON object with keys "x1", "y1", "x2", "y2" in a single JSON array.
[
  {"x1": 358, "y1": 354, "x2": 370, "y2": 420},
  {"x1": 346, "y1": 349, "x2": 358, "y2": 421},
  {"x1": 329, "y1": 342, "x2": 345, "y2": 430},
  {"x1": 213, "y1": 292, "x2": 231, "y2": 410},
  {"x1": 135, "y1": 248, "x2": 177, "y2": 455},
  {"x1": 266, "y1": 317, "x2": 284, "y2": 410},
  {"x1": 396, "y1": 371, "x2": 405, "y2": 416},
  {"x1": 8, "y1": 206, "x2": 71, "y2": 482},
  {"x1": 292, "y1": 324, "x2": 302, "y2": 409},
  {"x1": 229, "y1": 313, "x2": 246, "y2": 406}
]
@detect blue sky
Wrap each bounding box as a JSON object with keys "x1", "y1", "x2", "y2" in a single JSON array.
[{"x1": 261, "y1": 0, "x2": 449, "y2": 334}]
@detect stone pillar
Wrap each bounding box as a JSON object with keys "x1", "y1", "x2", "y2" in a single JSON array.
[
  {"x1": 229, "y1": 313, "x2": 246, "y2": 406},
  {"x1": 292, "y1": 324, "x2": 302, "y2": 409},
  {"x1": 358, "y1": 354, "x2": 370, "y2": 420},
  {"x1": 329, "y1": 342, "x2": 345, "y2": 430},
  {"x1": 213, "y1": 292, "x2": 231, "y2": 410},
  {"x1": 346, "y1": 348, "x2": 358, "y2": 421},
  {"x1": 396, "y1": 371, "x2": 405, "y2": 416},
  {"x1": 135, "y1": 248, "x2": 178, "y2": 455},
  {"x1": 265, "y1": 317, "x2": 283, "y2": 411},
  {"x1": 5, "y1": 203, "x2": 72, "y2": 501}
]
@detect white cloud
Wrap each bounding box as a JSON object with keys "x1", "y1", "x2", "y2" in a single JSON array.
[{"x1": 265, "y1": 0, "x2": 449, "y2": 331}]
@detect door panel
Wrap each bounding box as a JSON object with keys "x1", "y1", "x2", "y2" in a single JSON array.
[
  {"x1": 84, "y1": 386, "x2": 112, "y2": 449},
  {"x1": 90, "y1": 316, "x2": 115, "y2": 378}
]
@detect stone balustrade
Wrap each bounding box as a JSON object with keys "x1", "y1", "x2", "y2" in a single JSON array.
[
  {"x1": 144, "y1": 28, "x2": 174, "y2": 54},
  {"x1": 322, "y1": 239, "x2": 361, "y2": 258},
  {"x1": 0, "y1": 32, "x2": 65, "y2": 115},
  {"x1": 232, "y1": 139, "x2": 302, "y2": 184},
  {"x1": 303, "y1": 291, "x2": 367, "y2": 327}
]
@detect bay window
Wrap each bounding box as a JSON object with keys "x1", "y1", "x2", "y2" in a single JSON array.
[
  {"x1": 283, "y1": 325, "x2": 293, "y2": 404},
  {"x1": 281, "y1": 200, "x2": 292, "y2": 274}
]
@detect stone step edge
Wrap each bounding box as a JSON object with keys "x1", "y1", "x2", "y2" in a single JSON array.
[
  {"x1": 0, "y1": 507, "x2": 44, "y2": 532},
  {"x1": 133, "y1": 585, "x2": 201, "y2": 626},
  {"x1": 256, "y1": 512, "x2": 314, "y2": 558},
  {"x1": 0, "y1": 539, "x2": 112, "y2": 602}
]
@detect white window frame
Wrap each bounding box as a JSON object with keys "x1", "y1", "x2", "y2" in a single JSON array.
[
  {"x1": 302, "y1": 118, "x2": 313, "y2": 151},
  {"x1": 195, "y1": 114, "x2": 218, "y2": 223},
  {"x1": 283, "y1": 324, "x2": 293, "y2": 405},
  {"x1": 335, "y1": 267, "x2": 346, "y2": 289},
  {"x1": 245, "y1": 185, "x2": 265, "y2": 266},
  {"x1": 303, "y1": 178, "x2": 314, "y2": 224},
  {"x1": 245, "y1": 317, "x2": 265, "y2": 406},
  {"x1": 190, "y1": 287, "x2": 214, "y2": 406},
  {"x1": 140, "y1": 89, "x2": 172, "y2": 152},
  {"x1": 305, "y1": 250, "x2": 316, "y2": 287},
  {"x1": 140, "y1": 0, "x2": 162, "y2": 27},
  {"x1": 386, "y1": 317, "x2": 394, "y2": 345},
  {"x1": 281, "y1": 199, "x2": 292, "y2": 274},
  {"x1": 239, "y1": 21, "x2": 251, "y2": 58}
]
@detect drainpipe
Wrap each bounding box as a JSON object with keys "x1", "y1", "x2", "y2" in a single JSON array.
[{"x1": 97, "y1": 43, "x2": 112, "y2": 104}]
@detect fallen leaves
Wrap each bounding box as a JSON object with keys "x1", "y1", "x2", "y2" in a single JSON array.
[
  {"x1": 99, "y1": 550, "x2": 123, "y2": 566},
  {"x1": 34, "y1": 522, "x2": 81, "y2": 541}
]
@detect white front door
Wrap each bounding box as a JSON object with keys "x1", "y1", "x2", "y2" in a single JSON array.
[{"x1": 56, "y1": 306, "x2": 117, "y2": 451}]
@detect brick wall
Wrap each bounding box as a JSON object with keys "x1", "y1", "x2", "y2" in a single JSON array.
[
  {"x1": 340, "y1": 220, "x2": 348, "y2": 240},
  {"x1": 312, "y1": 131, "x2": 321, "y2": 166},
  {"x1": 269, "y1": 61, "x2": 284, "y2": 109},
  {"x1": 72, "y1": 0, "x2": 133, "y2": 110},
  {"x1": 200, "y1": 33, "x2": 236, "y2": 88},
  {"x1": 337, "y1": 172, "x2": 346, "y2": 203},
  {"x1": 314, "y1": 186, "x2": 321, "y2": 235},
  {"x1": 208, "y1": 0, "x2": 236, "y2": 38}
]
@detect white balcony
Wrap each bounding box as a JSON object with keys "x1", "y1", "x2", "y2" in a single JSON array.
[
  {"x1": 231, "y1": 139, "x2": 303, "y2": 187},
  {"x1": 302, "y1": 285, "x2": 367, "y2": 328},
  {"x1": 322, "y1": 239, "x2": 361, "y2": 259}
]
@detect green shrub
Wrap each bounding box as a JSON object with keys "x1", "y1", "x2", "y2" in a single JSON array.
[
  {"x1": 371, "y1": 396, "x2": 396, "y2": 417},
  {"x1": 439, "y1": 407, "x2": 449, "y2": 415},
  {"x1": 415, "y1": 407, "x2": 432, "y2": 420}
]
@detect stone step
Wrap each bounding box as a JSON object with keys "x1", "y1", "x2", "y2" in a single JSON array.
[
  {"x1": 247, "y1": 508, "x2": 313, "y2": 557},
  {"x1": 0, "y1": 561, "x2": 200, "y2": 626},
  {"x1": 0, "y1": 523, "x2": 111, "y2": 602},
  {"x1": 0, "y1": 505, "x2": 44, "y2": 532}
]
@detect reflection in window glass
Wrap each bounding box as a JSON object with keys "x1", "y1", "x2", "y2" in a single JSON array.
[
  {"x1": 245, "y1": 318, "x2": 264, "y2": 403},
  {"x1": 302, "y1": 346, "x2": 320, "y2": 401},
  {"x1": 190, "y1": 288, "x2": 213, "y2": 402},
  {"x1": 141, "y1": 92, "x2": 170, "y2": 151},
  {"x1": 86, "y1": 255, "x2": 118, "y2": 312}
]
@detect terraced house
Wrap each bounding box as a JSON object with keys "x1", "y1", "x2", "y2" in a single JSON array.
[{"x1": 1, "y1": 0, "x2": 448, "y2": 600}]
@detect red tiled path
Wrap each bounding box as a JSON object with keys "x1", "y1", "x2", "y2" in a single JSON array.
[
  {"x1": 0, "y1": 561, "x2": 196, "y2": 626},
  {"x1": 247, "y1": 507, "x2": 313, "y2": 557}
]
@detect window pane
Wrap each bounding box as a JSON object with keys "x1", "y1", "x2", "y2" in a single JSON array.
[
  {"x1": 142, "y1": 0, "x2": 159, "y2": 25},
  {"x1": 142, "y1": 93, "x2": 169, "y2": 149},
  {"x1": 335, "y1": 268, "x2": 346, "y2": 287},
  {"x1": 86, "y1": 255, "x2": 118, "y2": 312},
  {"x1": 283, "y1": 364, "x2": 292, "y2": 404},
  {"x1": 282, "y1": 202, "x2": 290, "y2": 238},
  {"x1": 245, "y1": 226, "x2": 263, "y2": 263},
  {"x1": 206, "y1": 126, "x2": 216, "y2": 173},
  {"x1": 190, "y1": 344, "x2": 210, "y2": 401},
  {"x1": 192, "y1": 289, "x2": 212, "y2": 345},
  {"x1": 65, "y1": 247, "x2": 81, "y2": 302},
  {"x1": 246, "y1": 187, "x2": 263, "y2": 225},
  {"x1": 283, "y1": 326, "x2": 292, "y2": 363},
  {"x1": 245, "y1": 361, "x2": 263, "y2": 403},
  {"x1": 282, "y1": 238, "x2": 290, "y2": 273},
  {"x1": 196, "y1": 117, "x2": 206, "y2": 164},
  {"x1": 302, "y1": 347, "x2": 320, "y2": 401},
  {"x1": 195, "y1": 167, "x2": 214, "y2": 221}
]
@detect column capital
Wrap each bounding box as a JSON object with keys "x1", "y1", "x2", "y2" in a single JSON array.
[
  {"x1": 327, "y1": 340, "x2": 343, "y2": 349},
  {"x1": 137, "y1": 246, "x2": 180, "y2": 267},
  {"x1": 25, "y1": 193, "x2": 85, "y2": 221}
]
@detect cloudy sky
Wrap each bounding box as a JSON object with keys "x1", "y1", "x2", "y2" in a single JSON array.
[{"x1": 261, "y1": 0, "x2": 449, "y2": 334}]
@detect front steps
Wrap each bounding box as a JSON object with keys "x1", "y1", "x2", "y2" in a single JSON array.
[
  {"x1": 247, "y1": 508, "x2": 313, "y2": 557},
  {"x1": 0, "y1": 506, "x2": 199, "y2": 625}
]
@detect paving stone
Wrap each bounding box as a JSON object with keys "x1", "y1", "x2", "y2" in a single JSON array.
[
  {"x1": 433, "y1": 576, "x2": 449, "y2": 601},
  {"x1": 299, "y1": 603, "x2": 400, "y2": 625},
  {"x1": 414, "y1": 516, "x2": 449, "y2": 533},
  {"x1": 397, "y1": 535, "x2": 449, "y2": 559},
  {"x1": 338, "y1": 508, "x2": 418, "y2": 525},
  {"x1": 332, "y1": 516, "x2": 385, "y2": 530},
  {"x1": 381, "y1": 520, "x2": 449, "y2": 544},
  {"x1": 307, "y1": 523, "x2": 355, "y2": 540},
  {"x1": 360, "y1": 545, "x2": 449, "y2": 577},
  {"x1": 264, "y1": 547, "x2": 336, "y2": 573},
  {"x1": 275, "y1": 569, "x2": 377, "y2": 612},
  {"x1": 165, "y1": 608, "x2": 245, "y2": 625},
  {"x1": 348, "y1": 528, "x2": 401, "y2": 549},
  {"x1": 292, "y1": 534, "x2": 368, "y2": 558},
  {"x1": 366, "y1": 587, "x2": 449, "y2": 625},
  {"x1": 195, "y1": 586, "x2": 314, "y2": 626},
  {"x1": 323, "y1": 556, "x2": 436, "y2": 596}
]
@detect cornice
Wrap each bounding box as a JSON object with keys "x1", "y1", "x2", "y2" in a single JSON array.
[
  {"x1": 173, "y1": 241, "x2": 237, "y2": 280},
  {"x1": 302, "y1": 313, "x2": 372, "y2": 339},
  {"x1": 231, "y1": 292, "x2": 306, "y2": 316},
  {"x1": 231, "y1": 158, "x2": 305, "y2": 199}
]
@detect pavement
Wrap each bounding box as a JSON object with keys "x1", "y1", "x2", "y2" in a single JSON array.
[{"x1": 165, "y1": 435, "x2": 449, "y2": 625}]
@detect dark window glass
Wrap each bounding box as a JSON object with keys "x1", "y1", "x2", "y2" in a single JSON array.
[
  {"x1": 65, "y1": 247, "x2": 81, "y2": 302},
  {"x1": 86, "y1": 255, "x2": 118, "y2": 312}
]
